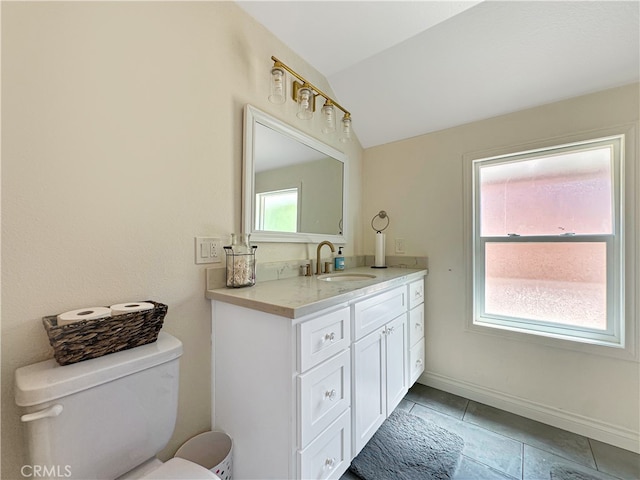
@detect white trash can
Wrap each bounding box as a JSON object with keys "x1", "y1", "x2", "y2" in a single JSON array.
[{"x1": 175, "y1": 431, "x2": 233, "y2": 480}]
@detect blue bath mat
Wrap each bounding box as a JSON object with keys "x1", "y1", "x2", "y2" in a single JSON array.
[{"x1": 349, "y1": 410, "x2": 464, "y2": 480}]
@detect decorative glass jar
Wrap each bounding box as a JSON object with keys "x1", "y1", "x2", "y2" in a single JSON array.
[{"x1": 224, "y1": 233, "x2": 257, "y2": 288}]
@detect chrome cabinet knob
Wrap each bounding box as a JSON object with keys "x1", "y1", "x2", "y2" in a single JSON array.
[{"x1": 325, "y1": 389, "x2": 337, "y2": 401}]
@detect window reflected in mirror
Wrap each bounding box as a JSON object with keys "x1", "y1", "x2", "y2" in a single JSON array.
[{"x1": 255, "y1": 187, "x2": 299, "y2": 233}]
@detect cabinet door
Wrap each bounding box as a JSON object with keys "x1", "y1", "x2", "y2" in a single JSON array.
[
  {"x1": 298, "y1": 307, "x2": 350, "y2": 372},
  {"x1": 298, "y1": 350, "x2": 351, "y2": 448},
  {"x1": 408, "y1": 279, "x2": 425, "y2": 310},
  {"x1": 298, "y1": 409, "x2": 351, "y2": 480},
  {"x1": 409, "y1": 341, "x2": 425, "y2": 386},
  {"x1": 352, "y1": 327, "x2": 386, "y2": 455},
  {"x1": 385, "y1": 313, "x2": 408, "y2": 415},
  {"x1": 353, "y1": 286, "x2": 406, "y2": 341},
  {"x1": 408, "y1": 303, "x2": 424, "y2": 348}
]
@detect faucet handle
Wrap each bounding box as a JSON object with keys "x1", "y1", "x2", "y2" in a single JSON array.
[{"x1": 324, "y1": 262, "x2": 332, "y2": 274}]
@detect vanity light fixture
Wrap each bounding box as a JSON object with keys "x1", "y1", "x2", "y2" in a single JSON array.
[
  {"x1": 268, "y1": 64, "x2": 286, "y2": 104},
  {"x1": 321, "y1": 99, "x2": 336, "y2": 134},
  {"x1": 340, "y1": 113, "x2": 352, "y2": 143},
  {"x1": 268, "y1": 56, "x2": 352, "y2": 142},
  {"x1": 296, "y1": 84, "x2": 314, "y2": 120}
]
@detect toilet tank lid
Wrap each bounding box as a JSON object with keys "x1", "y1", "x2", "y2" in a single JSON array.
[{"x1": 15, "y1": 332, "x2": 183, "y2": 407}]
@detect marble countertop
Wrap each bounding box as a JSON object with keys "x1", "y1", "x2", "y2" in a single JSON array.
[{"x1": 207, "y1": 266, "x2": 427, "y2": 319}]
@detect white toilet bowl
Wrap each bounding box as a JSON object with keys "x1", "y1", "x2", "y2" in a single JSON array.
[{"x1": 118, "y1": 458, "x2": 219, "y2": 479}]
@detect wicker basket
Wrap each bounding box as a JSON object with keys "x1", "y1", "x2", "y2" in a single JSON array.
[{"x1": 42, "y1": 301, "x2": 168, "y2": 366}]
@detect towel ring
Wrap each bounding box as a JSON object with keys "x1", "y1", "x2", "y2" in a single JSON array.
[{"x1": 371, "y1": 210, "x2": 390, "y2": 233}]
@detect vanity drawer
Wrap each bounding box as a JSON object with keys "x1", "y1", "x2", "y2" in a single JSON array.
[
  {"x1": 299, "y1": 307, "x2": 350, "y2": 372},
  {"x1": 353, "y1": 286, "x2": 406, "y2": 341},
  {"x1": 408, "y1": 279, "x2": 425, "y2": 310},
  {"x1": 298, "y1": 349, "x2": 351, "y2": 449},
  {"x1": 409, "y1": 341, "x2": 425, "y2": 385},
  {"x1": 298, "y1": 409, "x2": 351, "y2": 480},
  {"x1": 409, "y1": 303, "x2": 424, "y2": 347}
]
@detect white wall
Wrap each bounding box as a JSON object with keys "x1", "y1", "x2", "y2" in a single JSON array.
[
  {"x1": 363, "y1": 83, "x2": 640, "y2": 452},
  {"x1": 1, "y1": 3, "x2": 363, "y2": 478}
]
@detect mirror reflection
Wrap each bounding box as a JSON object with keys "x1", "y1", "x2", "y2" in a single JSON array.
[{"x1": 243, "y1": 105, "x2": 347, "y2": 243}]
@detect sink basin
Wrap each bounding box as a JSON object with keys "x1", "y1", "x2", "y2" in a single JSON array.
[{"x1": 318, "y1": 273, "x2": 377, "y2": 282}]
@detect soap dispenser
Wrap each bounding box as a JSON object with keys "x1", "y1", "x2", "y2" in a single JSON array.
[{"x1": 334, "y1": 247, "x2": 345, "y2": 271}]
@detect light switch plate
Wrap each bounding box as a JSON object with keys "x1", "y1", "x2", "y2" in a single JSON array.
[
  {"x1": 195, "y1": 237, "x2": 223, "y2": 264},
  {"x1": 395, "y1": 238, "x2": 406, "y2": 254}
]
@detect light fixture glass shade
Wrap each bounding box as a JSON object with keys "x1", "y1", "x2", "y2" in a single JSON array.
[
  {"x1": 296, "y1": 86, "x2": 314, "y2": 120},
  {"x1": 339, "y1": 115, "x2": 352, "y2": 143},
  {"x1": 321, "y1": 101, "x2": 336, "y2": 134},
  {"x1": 268, "y1": 66, "x2": 286, "y2": 104}
]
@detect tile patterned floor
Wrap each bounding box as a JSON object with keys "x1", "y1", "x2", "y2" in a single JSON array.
[{"x1": 341, "y1": 384, "x2": 640, "y2": 480}]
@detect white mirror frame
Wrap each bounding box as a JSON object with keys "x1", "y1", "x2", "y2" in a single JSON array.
[{"x1": 243, "y1": 104, "x2": 348, "y2": 244}]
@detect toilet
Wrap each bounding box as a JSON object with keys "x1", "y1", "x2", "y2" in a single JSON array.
[{"x1": 14, "y1": 332, "x2": 219, "y2": 480}]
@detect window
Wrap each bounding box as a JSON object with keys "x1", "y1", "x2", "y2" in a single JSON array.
[
  {"x1": 255, "y1": 188, "x2": 299, "y2": 232},
  {"x1": 472, "y1": 136, "x2": 624, "y2": 346}
]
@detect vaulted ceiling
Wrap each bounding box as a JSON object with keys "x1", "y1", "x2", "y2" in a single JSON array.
[{"x1": 237, "y1": 1, "x2": 640, "y2": 148}]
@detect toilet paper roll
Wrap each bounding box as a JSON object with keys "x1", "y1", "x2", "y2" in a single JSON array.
[
  {"x1": 374, "y1": 232, "x2": 386, "y2": 267},
  {"x1": 110, "y1": 302, "x2": 154, "y2": 316},
  {"x1": 57, "y1": 307, "x2": 111, "y2": 326}
]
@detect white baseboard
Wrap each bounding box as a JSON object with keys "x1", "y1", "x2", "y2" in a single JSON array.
[{"x1": 420, "y1": 371, "x2": 640, "y2": 454}]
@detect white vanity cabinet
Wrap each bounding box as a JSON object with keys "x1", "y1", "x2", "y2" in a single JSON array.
[{"x1": 210, "y1": 268, "x2": 427, "y2": 480}]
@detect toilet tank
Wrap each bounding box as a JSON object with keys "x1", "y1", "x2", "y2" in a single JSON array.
[{"x1": 15, "y1": 332, "x2": 183, "y2": 480}]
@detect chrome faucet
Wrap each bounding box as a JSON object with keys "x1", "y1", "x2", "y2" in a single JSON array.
[{"x1": 316, "y1": 241, "x2": 336, "y2": 275}]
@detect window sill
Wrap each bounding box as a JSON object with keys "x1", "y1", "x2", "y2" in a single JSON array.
[{"x1": 466, "y1": 316, "x2": 638, "y2": 362}]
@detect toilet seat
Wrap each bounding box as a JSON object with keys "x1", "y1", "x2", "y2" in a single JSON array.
[{"x1": 141, "y1": 458, "x2": 220, "y2": 479}]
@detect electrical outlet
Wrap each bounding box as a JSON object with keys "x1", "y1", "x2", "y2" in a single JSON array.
[
  {"x1": 195, "y1": 237, "x2": 223, "y2": 264},
  {"x1": 395, "y1": 238, "x2": 406, "y2": 254}
]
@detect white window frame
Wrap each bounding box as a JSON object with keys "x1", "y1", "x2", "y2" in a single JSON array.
[{"x1": 471, "y1": 135, "x2": 625, "y2": 348}]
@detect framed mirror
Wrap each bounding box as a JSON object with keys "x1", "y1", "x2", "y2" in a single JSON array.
[{"x1": 243, "y1": 105, "x2": 347, "y2": 243}]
